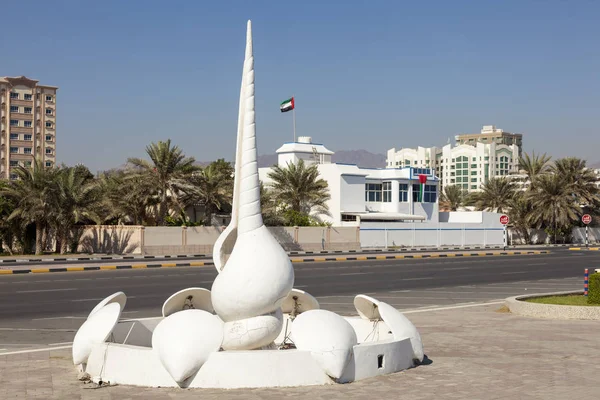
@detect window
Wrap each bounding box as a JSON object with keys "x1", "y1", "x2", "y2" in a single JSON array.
[
  {"x1": 10, "y1": 160, "x2": 18, "y2": 167},
  {"x1": 45, "y1": 148, "x2": 52, "y2": 154},
  {"x1": 24, "y1": 161, "x2": 32, "y2": 167},
  {"x1": 365, "y1": 183, "x2": 382, "y2": 202},
  {"x1": 10, "y1": 105, "x2": 19, "y2": 113},
  {"x1": 10, "y1": 133, "x2": 18, "y2": 140},
  {"x1": 10, "y1": 92, "x2": 19, "y2": 99},
  {"x1": 24, "y1": 147, "x2": 32, "y2": 154},
  {"x1": 471, "y1": 185, "x2": 477, "y2": 189},
  {"x1": 10, "y1": 147, "x2": 18, "y2": 154},
  {"x1": 471, "y1": 164, "x2": 477, "y2": 168},
  {"x1": 399, "y1": 183, "x2": 409, "y2": 202},
  {"x1": 45, "y1": 108, "x2": 53, "y2": 115},
  {"x1": 24, "y1": 94, "x2": 32, "y2": 100},
  {"x1": 412, "y1": 184, "x2": 437, "y2": 203},
  {"x1": 24, "y1": 107, "x2": 32, "y2": 114},
  {"x1": 45, "y1": 95, "x2": 53, "y2": 102},
  {"x1": 24, "y1": 134, "x2": 32, "y2": 141},
  {"x1": 341, "y1": 214, "x2": 357, "y2": 222},
  {"x1": 471, "y1": 178, "x2": 477, "y2": 182},
  {"x1": 24, "y1": 121, "x2": 32, "y2": 127},
  {"x1": 10, "y1": 174, "x2": 17, "y2": 180},
  {"x1": 382, "y1": 182, "x2": 392, "y2": 202},
  {"x1": 10, "y1": 119, "x2": 18, "y2": 126},
  {"x1": 45, "y1": 121, "x2": 53, "y2": 128},
  {"x1": 45, "y1": 135, "x2": 53, "y2": 141}
]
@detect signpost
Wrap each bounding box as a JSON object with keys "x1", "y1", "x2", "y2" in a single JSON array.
[
  {"x1": 582, "y1": 214, "x2": 592, "y2": 248},
  {"x1": 500, "y1": 215, "x2": 509, "y2": 250}
]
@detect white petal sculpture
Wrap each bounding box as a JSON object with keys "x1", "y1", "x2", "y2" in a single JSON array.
[
  {"x1": 291, "y1": 310, "x2": 358, "y2": 379},
  {"x1": 281, "y1": 288, "x2": 320, "y2": 315},
  {"x1": 162, "y1": 288, "x2": 213, "y2": 317},
  {"x1": 221, "y1": 309, "x2": 283, "y2": 350},
  {"x1": 377, "y1": 302, "x2": 424, "y2": 363},
  {"x1": 152, "y1": 310, "x2": 224, "y2": 383},
  {"x1": 73, "y1": 302, "x2": 121, "y2": 365},
  {"x1": 211, "y1": 20, "x2": 294, "y2": 350},
  {"x1": 353, "y1": 294, "x2": 381, "y2": 320},
  {"x1": 88, "y1": 291, "x2": 126, "y2": 318}
]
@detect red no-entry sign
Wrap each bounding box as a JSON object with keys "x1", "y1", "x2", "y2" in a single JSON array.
[
  {"x1": 500, "y1": 215, "x2": 509, "y2": 225},
  {"x1": 582, "y1": 214, "x2": 592, "y2": 225}
]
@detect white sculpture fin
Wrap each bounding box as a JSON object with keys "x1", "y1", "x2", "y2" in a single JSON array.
[{"x1": 377, "y1": 302, "x2": 424, "y2": 363}]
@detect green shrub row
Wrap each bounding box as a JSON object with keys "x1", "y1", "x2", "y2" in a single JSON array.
[{"x1": 588, "y1": 273, "x2": 600, "y2": 305}]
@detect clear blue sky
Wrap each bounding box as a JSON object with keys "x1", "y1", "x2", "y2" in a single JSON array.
[{"x1": 2, "y1": 1, "x2": 599, "y2": 170}]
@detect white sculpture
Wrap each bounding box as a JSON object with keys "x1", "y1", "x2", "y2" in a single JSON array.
[
  {"x1": 210, "y1": 20, "x2": 294, "y2": 350},
  {"x1": 72, "y1": 20, "x2": 424, "y2": 389},
  {"x1": 152, "y1": 310, "x2": 223, "y2": 383}
]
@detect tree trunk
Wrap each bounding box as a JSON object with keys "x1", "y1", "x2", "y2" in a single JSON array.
[
  {"x1": 60, "y1": 228, "x2": 69, "y2": 255},
  {"x1": 35, "y1": 222, "x2": 43, "y2": 255}
]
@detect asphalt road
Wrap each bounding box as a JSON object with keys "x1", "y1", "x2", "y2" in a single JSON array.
[{"x1": 0, "y1": 248, "x2": 596, "y2": 353}]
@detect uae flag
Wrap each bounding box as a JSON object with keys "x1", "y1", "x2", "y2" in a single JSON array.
[{"x1": 280, "y1": 97, "x2": 294, "y2": 112}]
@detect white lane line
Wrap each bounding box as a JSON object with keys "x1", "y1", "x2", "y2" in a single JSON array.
[
  {"x1": 71, "y1": 298, "x2": 103, "y2": 302},
  {"x1": 402, "y1": 277, "x2": 429, "y2": 281},
  {"x1": 339, "y1": 272, "x2": 371, "y2": 276},
  {"x1": 48, "y1": 342, "x2": 72, "y2": 346},
  {"x1": 389, "y1": 290, "x2": 411, "y2": 293},
  {"x1": 0, "y1": 349, "x2": 5, "y2": 351},
  {"x1": 402, "y1": 301, "x2": 505, "y2": 314},
  {"x1": 17, "y1": 288, "x2": 77, "y2": 294},
  {"x1": 526, "y1": 263, "x2": 548, "y2": 266},
  {"x1": 0, "y1": 345, "x2": 72, "y2": 356},
  {"x1": 500, "y1": 271, "x2": 529, "y2": 275}
]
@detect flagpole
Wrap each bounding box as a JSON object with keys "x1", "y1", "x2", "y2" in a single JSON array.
[{"x1": 292, "y1": 95, "x2": 296, "y2": 142}]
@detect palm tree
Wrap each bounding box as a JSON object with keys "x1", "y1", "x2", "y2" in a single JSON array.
[
  {"x1": 550, "y1": 157, "x2": 600, "y2": 207},
  {"x1": 259, "y1": 181, "x2": 284, "y2": 226},
  {"x1": 518, "y1": 151, "x2": 551, "y2": 189},
  {"x1": 267, "y1": 159, "x2": 330, "y2": 218},
  {"x1": 440, "y1": 185, "x2": 466, "y2": 211},
  {"x1": 468, "y1": 177, "x2": 516, "y2": 214},
  {"x1": 1, "y1": 160, "x2": 59, "y2": 254},
  {"x1": 527, "y1": 174, "x2": 581, "y2": 243},
  {"x1": 183, "y1": 160, "x2": 234, "y2": 225},
  {"x1": 508, "y1": 192, "x2": 533, "y2": 244},
  {"x1": 53, "y1": 166, "x2": 101, "y2": 254},
  {"x1": 127, "y1": 140, "x2": 199, "y2": 225}
]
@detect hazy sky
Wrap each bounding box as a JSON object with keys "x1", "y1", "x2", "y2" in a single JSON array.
[{"x1": 2, "y1": 1, "x2": 599, "y2": 170}]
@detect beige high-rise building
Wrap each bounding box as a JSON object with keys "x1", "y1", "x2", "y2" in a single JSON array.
[
  {"x1": 0, "y1": 76, "x2": 57, "y2": 179},
  {"x1": 455, "y1": 125, "x2": 523, "y2": 156}
]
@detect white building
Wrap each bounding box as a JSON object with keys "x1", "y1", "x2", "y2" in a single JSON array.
[
  {"x1": 259, "y1": 137, "x2": 440, "y2": 226},
  {"x1": 387, "y1": 142, "x2": 519, "y2": 193}
]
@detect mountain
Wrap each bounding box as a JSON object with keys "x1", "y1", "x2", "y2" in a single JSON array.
[{"x1": 590, "y1": 161, "x2": 600, "y2": 169}]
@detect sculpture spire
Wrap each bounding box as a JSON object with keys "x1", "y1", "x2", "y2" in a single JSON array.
[{"x1": 237, "y1": 20, "x2": 263, "y2": 234}]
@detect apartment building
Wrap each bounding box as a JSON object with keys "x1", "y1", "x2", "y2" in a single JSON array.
[
  {"x1": 0, "y1": 76, "x2": 57, "y2": 179},
  {"x1": 455, "y1": 125, "x2": 523, "y2": 156}
]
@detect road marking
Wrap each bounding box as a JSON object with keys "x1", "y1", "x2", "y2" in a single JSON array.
[
  {"x1": 0, "y1": 345, "x2": 73, "y2": 356},
  {"x1": 402, "y1": 301, "x2": 505, "y2": 314},
  {"x1": 17, "y1": 288, "x2": 77, "y2": 294},
  {"x1": 339, "y1": 272, "x2": 371, "y2": 276},
  {"x1": 48, "y1": 342, "x2": 72, "y2": 346},
  {"x1": 526, "y1": 263, "x2": 548, "y2": 266},
  {"x1": 0, "y1": 328, "x2": 75, "y2": 332},
  {"x1": 31, "y1": 316, "x2": 76, "y2": 320},
  {"x1": 402, "y1": 277, "x2": 429, "y2": 281},
  {"x1": 500, "y1": 271, "x2": 530, "y2": 275}
]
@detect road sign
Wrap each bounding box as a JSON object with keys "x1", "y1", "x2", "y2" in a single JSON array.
[
  {"x1": 500, "y1": 215, "x2": 509, "y2": 225},
  {"x1": 582, "y1": 214, "x2": 592, "y2": 225}
]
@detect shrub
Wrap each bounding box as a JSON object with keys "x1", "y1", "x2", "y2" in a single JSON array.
[{"x1": 588, "y1": 273, "x2": 600, "y2": 305}]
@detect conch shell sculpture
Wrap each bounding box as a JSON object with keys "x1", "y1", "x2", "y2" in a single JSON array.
[{"x1": 211, "y1": 21, "x2": 295, "y2": 350}]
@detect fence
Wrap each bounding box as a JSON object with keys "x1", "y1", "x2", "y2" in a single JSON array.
[
  {"x1": 74, "y1": 225, "x2": 360, "y2": 255},
  {"x1": 360, "y1": 222, "x2": 504, "y2": 248}
]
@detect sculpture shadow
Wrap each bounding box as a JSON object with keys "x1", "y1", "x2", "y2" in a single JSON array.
[
  {"x1": 80, "y1": 228, "x2": 139, "y2": 255},
  {"x1": 268, "y1": 227, "x2": 303, "y2": 252}
]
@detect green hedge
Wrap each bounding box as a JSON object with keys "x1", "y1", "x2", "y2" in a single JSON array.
[{"x1": 589, "y1": 273, "x2": 600, "y2": 305}]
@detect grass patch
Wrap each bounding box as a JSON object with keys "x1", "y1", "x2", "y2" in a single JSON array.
[
  {"x1": 495, "y1": 305, "x2": 511, "y2": 313},
  {"x1": 524, "y1": 294, "x2": 600, "y2": 307}
]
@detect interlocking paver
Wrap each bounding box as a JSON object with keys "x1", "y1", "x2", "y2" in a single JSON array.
[{"x1": 1, "y1": 304, "x2": 599, "y2": 399}]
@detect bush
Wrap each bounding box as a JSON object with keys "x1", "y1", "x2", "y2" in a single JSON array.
[{"x1": 589, "y1": 273, "x2": 600, "y2": 305}]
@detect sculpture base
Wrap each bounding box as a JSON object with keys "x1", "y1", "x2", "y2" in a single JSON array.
[{"x1": 83, "y1": 317, "x2": 415, "y2": 389}]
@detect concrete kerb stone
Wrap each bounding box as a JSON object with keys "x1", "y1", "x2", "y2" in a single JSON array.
[
  {"x1": 505, "y1": 290, "x2": 600, "y2": 320},
  {"x1": 0, "y1": 250, "x2": 550, "y2": 275}
]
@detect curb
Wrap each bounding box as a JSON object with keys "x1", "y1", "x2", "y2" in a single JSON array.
[
  {"x1": 0, "y1": 254, "x2": 209, "y2": 264},
  {"x1": 505, "y1": 291, "x2": 600, "y2": 320},
  {"x1": 0, "y1": 250, "x2": 550, "y2": 275},
  {"x1": 290, "y1": 250, "x2": 549, "y2": 263},
  {"x1": 568, "y1": 247, "x2": 600, "y2": 251}
]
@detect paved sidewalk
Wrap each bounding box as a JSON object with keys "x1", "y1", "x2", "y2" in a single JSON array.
[{"x1": 1, "y1": 303, "x2": 598, "y2": 399}]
